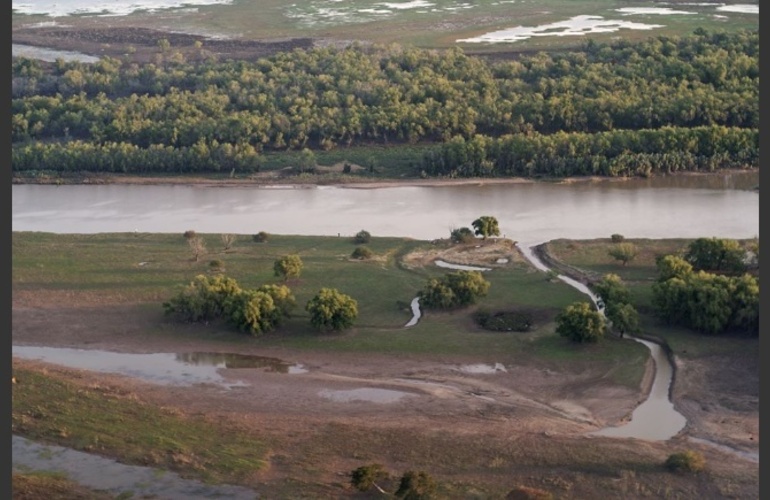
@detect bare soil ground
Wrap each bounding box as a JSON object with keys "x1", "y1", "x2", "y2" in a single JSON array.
[
  {"x1": 12, "y1": 25, "x2": 315, "y2": 64},
  {"x1": 11, "y1": 242, "x2": 759, "y2": 498}
]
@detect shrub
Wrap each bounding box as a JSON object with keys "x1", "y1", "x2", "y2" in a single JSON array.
[
  {"x1": 354, "y1": 229, "x2": 371, "y2": 244},
  {"x1": 664, "y1": 451, "x2": 705, "y2": 473},
  {"x1": 450, "y1": 227, "x2": 475, "y2": 244},
  {"x1": 395, "y1": 470, "x2": 437, "y2": 499},
  {"x1": 507, "y1": 486, "x2": 554, "y2": 500},
  {"x1": 183, "y1": 229, "x2": 197, "y2": 239},
  {"x1": 475, "y1": 310, "x2": 533, "y2": 332},
  {"x1": 611, "y1": 233, "x2": 625, "y2": 243},
  {"x1": 252, "y1": 231, "x2": 269, "y2": 243},
  {"x1": 351, "y1": 246, "x2": 374, "y2": 260},
  {"x1": 209, "y1": 259, "x2": 224, "y2": 270},
  {"x1": 350, "y1": 463, "x2": 389, "y2": 493}
]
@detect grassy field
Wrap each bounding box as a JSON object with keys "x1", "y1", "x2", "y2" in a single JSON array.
[
  {"x1": 543, "y1": 236, "x2": 760, "y2": 358},
  {"x1": 11, "y1": 232, "x2": 759, "y2": 497},
  {"x1": 12, "y1": 0, "x2": 759, "y2": 53}
]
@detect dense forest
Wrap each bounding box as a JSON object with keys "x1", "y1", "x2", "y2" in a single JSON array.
[{"x1": 12, "y1": 29, "x2": 758, "y2": 178}]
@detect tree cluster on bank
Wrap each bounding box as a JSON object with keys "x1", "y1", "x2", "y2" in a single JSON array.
[
  {"x1": 652, "y1": 240, "x2": 759, "y2": 335},
  {"x1": 163, "y1": 272, "x2": 358, "y2": 334},
  {"x1": 12, "y1": 29, "x2": 757, "y2": 177}
]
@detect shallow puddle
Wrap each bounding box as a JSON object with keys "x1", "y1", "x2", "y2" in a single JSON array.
[
  {"x1": 319, "y1": 388, "x2": 416, "y2": 403},
  {"x1": 13, "y1": 346, "x2": 307, "y2": 388},
  {"x1": 435, "y1": 260, "x2": 492, "y2": 271},
  {"x1": 13, "y1": 435, "x2": 260, "y2": 499},
  {"x1": 404, "y1": 297, "x2": 422, "y2": 327},
  {"x1": 457, "y1": 363, "x2": 507, "y2": 374},
  {"x1": 12, "y1": 43, "x2": 100, "y2": 63}
]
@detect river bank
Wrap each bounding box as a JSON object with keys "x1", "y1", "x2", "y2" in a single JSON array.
[{"x1": 12, "y1": 233, "x2": 759, "y2": 498}]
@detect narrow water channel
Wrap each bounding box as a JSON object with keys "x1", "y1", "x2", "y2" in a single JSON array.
[{"x1": 516, "y1": 242, "x2": 687, "y2": 441}]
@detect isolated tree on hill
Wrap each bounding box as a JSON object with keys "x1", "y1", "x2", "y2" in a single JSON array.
[
  {"x1": 306, "y1": 288, "x2": 358, "y2": 332},
  {"x1": 556, "y1": 301, "x2": 606, "y2": 343},
  {"x1": 608, "y1": 242, "x2": 638, "y2": 266},
  {"x1": 354, "y1": 229, "x2": 371, "y2": 244},
  {"x1": 188, "y1": 235, "x2": 206, "y2": 262},
  {"x1": 221, "y1": 233, "x2": 236, "y2": 251},
  {"x1": 471, "y1": 216, "x2": 500, "y2": 240},
  {"x1": 274, "y1": 254, "x2": 303, "y2": 281}
]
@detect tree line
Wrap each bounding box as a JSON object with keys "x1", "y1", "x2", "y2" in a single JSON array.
[{"x1": 12, "y1": 29, "x2": 758, "y2": 177}]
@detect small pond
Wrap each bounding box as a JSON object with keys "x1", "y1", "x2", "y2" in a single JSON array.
[{"x1": 12, "y1": 346, "x2": 307, "y2": 388}]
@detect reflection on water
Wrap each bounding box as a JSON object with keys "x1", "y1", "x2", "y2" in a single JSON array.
[
  {"x1": 319, "y1": 388, "x2": 416, "y2": 403},
  {"x1": 11, "y1": 171, "x2": 758, "y2": 240},
  {"x1": 176, "y1": 352, "x2": 308, "y2": 373},
  {"x1": 13, "y1": 346, "x2": 307, "y2": 387},
  {"x1": 12, "y1": 435, "x2": 260, "y2": 499}
]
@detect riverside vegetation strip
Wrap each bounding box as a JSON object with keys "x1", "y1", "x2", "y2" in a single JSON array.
[{"x1": 12, "y1": 233, "x2": 758, "y2": 498}]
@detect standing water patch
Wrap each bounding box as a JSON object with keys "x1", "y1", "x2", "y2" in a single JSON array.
[
  {"x1": 319, "y1": 388, "x2": 416, "y2": 403},
  {"x1": 13, "y1": 435, "x2": 260, "y2": 499},
  {"x1": 13, "y1": 346, "x2": 307, "y2": 388}
]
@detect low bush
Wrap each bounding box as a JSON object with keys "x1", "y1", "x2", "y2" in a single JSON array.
[
  {"x1": 351, "y1": 246, "x2": 374, "y2": 260},
  {"x1": 664, "y1": 451, "x2": 705, "y2": 473},
  {"x1": 475, "y1": 310, "x2": 533, "y2": 332}
]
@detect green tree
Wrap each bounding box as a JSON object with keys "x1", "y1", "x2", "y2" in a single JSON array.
[
  {"x1": 350, "y1": 464, "x2": 389, "y2": 494},
  {"x1": 445, "y1": 271, "x2": 491, "y2": 306},
  {"x1": 555, "y1": 302, "x2": 606, "y2": 343},
  {"x1": 684, "y1": 237, "x2": 746, "y2": 274},
  {"x1": 592, "y1": 274, "x2": 631, "y2": 307},
  {"x1": 608, "y1": 302, "x2": 640, "y2": 337},
  {"x1": 655, "y1": 255, "x2": 694, "y2": 282},
  {"x1": 252, "y1": 231, "x2": 269, "y2": 243},
  {"x1": 419, "y1": 271, "x2": 490, "y2": 309},
  {"x1": 274, "y1": 255, "x2": 303, "y2": 281},
  {"x1": 297, "y1": 147, "x2": 316, "y2": 173},
  {"x1": 471, "y1": 216, "x2": 500, "y2": 240},
  {"x1": 354, "y1": 229, "x2": 371, "y2": 244},
  {"x1": 256, "y1": 284, "x2": 297, "y2": 320},
  {"x1": 450, "y1": 227, "x2": 475, "y2": 244},
  {"x1": 306, "y1": 288, "x2": 358, "y2": 332},
  {"x1": 225, "y1": 289, "x2": 277, "y2": 335},
  {"x1": 608, "y1": 242, "x2": 638, "y2": 266},
  {"x1": 395, "y1": 470, "x2": 438, "y2": 500}
]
